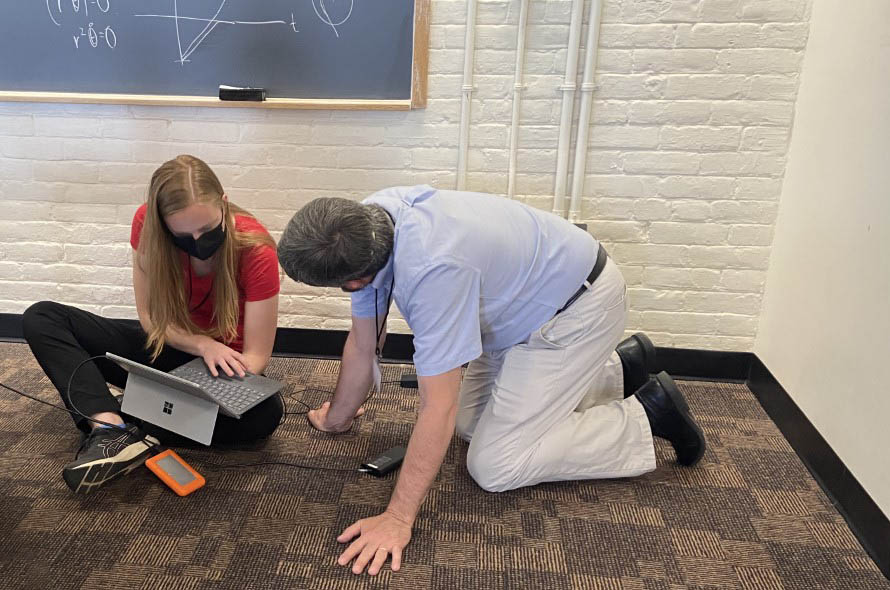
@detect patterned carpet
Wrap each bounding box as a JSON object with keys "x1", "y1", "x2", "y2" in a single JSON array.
[{"x1": 0, "y1": 341, "x2": 887, "y2": 590}]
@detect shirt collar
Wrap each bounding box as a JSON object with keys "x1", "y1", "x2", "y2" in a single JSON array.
[
  {"x1": 364, "y1": 185, "x2": 435, "y2": 291},
  {"x1": 370, "y1": 253, "x2": 394, "y2": 290}
]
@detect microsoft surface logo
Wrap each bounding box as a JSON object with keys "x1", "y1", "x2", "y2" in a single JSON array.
[{"x1": 163, "y1": 401, "x2": 174, "y2": 415}]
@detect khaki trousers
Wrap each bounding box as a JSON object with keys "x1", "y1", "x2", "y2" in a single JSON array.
[{"x1": 456, "y1": 258, "x2": 656, "y2": 492}]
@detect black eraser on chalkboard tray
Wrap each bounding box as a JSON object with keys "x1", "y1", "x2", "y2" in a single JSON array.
[{"x1": 219, "y1": 85, "x2": 266, "y2": 102}]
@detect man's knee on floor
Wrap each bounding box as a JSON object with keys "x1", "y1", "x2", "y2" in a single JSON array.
[
  {"x1": 466, "y1": 444, "x2": 516, "y2": 493},
  {"x1": 22, "y1": 301, "x2": 62, "y2": 341}
]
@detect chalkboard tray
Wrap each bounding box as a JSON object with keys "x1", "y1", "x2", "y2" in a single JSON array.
[{"x1": 0, "y1": 0, "x2": 429, "y2": 110}]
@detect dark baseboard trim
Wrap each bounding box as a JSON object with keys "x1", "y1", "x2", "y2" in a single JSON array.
[
  {"x1": 0, "y1": 313, "x2": 23, "y2": 343},
  {"x1": 655, "y1": 346, "x2": 752, "y2": 382},
  {"x1": 273, "y1": 327, "x2": 415, "y2": 363},
  {"x1": 1, "y1": 311, "x2": 887, "y2": 576},
  {"x1": 746, "y1": 356, "x2": 890, "y2": 579}
]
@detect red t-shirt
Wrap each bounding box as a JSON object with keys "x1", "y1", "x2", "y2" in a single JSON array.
[{"x1": 130, "y1": 203, "x2": 279, "y2": 352}]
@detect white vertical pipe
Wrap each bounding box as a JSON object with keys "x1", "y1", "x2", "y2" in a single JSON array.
[
  {"x1": 507, "y1": 0, "x2": 531, "y2": 199},
  {"x1": 568, "y1": 0, "x2": 604, "y2": 222},
  {"x1": 456, "y1": 0, "x2": 478, "y2": 191},
  {"x1": 552, "y1": 0, "x2": 586, "y2": 217}
]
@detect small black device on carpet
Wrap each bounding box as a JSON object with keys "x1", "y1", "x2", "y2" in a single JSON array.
[
  {"x1": 218, "y1": 85, "x2": 266, "y2": 101},
  {"x1": 358, "y1": 446, "x2": 406, "y2": 476},
  {"x1": 400, "y1": 373, "x2": 419, "y2": 389}
]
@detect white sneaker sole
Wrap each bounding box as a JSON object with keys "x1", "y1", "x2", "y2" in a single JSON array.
[{"x1": 63, "y1": 435, "x2": 159, "y2": 494}]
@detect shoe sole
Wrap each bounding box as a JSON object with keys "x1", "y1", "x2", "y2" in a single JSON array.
[
  {"x1": 63, "y1": 436, "x2": 158, "y2": 494},
  {"x1": 654, "y1": 372, "x2": 706, "y2": 467}
]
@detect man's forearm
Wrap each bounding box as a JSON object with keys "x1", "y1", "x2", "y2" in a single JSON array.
[
  {"x1": 386, "y1": 399, "x2": 457, "y2": 523},
  {"x1": 327, "y1": 332, "x2": 376, "y2": 427},
  {"x1": 385, "y1": 369, "x2": 461, "y2": 523}
]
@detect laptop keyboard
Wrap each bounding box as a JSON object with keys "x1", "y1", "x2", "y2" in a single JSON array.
[{"x1": 175, "y1": 367, "x2": 266, "y2": 414}]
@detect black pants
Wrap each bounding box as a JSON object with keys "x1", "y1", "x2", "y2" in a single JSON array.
[{"x1": 22, "y1": 301, "x2": 283, "y2": 445}]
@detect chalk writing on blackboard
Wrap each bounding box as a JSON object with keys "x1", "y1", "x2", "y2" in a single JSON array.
[
  {"x1": 312, "y1": 0, "x2": 354, "y2": 38},
  {"x1": 47, "y1": 0, "x2": 117, "y2": 50},
  {"x1": 46, "y1": 0, "x2": 355, "y2": 58},
  {"x1": 132, "y1": 0, "x2": 356, "y2": 63}
]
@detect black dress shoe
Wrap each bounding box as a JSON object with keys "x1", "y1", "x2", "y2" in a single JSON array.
[
  {"x1": 616, "y1": 333, "x2": 656, "y2": 397},
  {"x1": 634, "y1": 372, "x2": 706, "y2": 467}
]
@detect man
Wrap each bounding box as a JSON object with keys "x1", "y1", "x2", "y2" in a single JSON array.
[{"x1": 277, "y1": 185, "x2": 705, "y2": 576}]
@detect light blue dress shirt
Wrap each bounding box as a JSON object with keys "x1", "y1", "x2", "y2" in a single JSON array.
[{"x1": 351, "y1": 185, "x2": 599, "y2": 376}]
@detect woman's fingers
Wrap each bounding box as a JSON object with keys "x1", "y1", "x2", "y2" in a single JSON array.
[
  {"x1": 203, "y1": 356, "x2": 219, "y2": 377},
  {"x1": 230, "y1": 351, "x2": 249, "y2": 376},
  {"x1": 216, "y1": 357, "x2": 235, "y2": 377}
]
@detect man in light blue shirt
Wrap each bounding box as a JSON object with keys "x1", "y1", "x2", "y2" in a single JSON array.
[{"x1": 278, "y1": 185, "x2": 705, "y2": 576}]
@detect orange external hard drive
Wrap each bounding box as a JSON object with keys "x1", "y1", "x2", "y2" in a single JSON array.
[{"x1": 145, "y1": 449, "x2": 205, "y2": 496}]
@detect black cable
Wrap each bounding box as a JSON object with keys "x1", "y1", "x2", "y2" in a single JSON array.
[
  {"x1": 195, "y1": 459, "x2": 357, "y2": 473},
  {"x1": 0, "y1": 380, "x2": 92, "y2": 418},
  {"x1": 282, "y1": 379, "x2": 402, "y2": 416},
  {"x1": 1, "y1": 361, "x2": 414, "y2": 475},
  {"x1": 0, "y1": 377, "x2": 364, "y2": 474},
  {"x1": 0, "y1": 356, "x2": 162, "y2": 454}
]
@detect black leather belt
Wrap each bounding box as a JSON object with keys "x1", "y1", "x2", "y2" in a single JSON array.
[{"x1": 556, "y1": 243, "x2": 608, "y2": 315}]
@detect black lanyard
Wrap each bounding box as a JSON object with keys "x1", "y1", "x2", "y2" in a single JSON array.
[
  {"x1": 373, "y1": 208, "x2": 396, "y2": 357},
  {"x1": 374, "y1": 275, "x2": 395, "y2": 358}
]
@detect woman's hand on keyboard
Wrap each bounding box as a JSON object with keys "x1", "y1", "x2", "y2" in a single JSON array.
[{"x1": 197, "y1": 337, "x2": 249, "y2": 378}]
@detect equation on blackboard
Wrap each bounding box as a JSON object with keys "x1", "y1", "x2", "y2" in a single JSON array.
[
  {"x1": 3, "y1": 0, "x2": 420, "y2": 104},
  {"x1": 44, "y1": 0, "x2": 355, "y2": 60}
]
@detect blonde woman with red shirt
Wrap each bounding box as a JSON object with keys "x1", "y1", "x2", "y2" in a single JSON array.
[{"x1": 23, "y1": 155, "x2": 282, "y2": 493}]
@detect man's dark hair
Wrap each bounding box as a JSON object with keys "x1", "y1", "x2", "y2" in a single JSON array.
[{"x1": 277, "y1": 198, "x2": 394, "y2": 287}]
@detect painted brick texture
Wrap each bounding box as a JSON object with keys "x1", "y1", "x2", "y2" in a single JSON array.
[{"x1": 0, "y1": 0, "x2": 811, "y2": 350}]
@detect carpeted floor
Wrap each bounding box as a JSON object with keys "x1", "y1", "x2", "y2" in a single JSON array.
[{"x1": 0, "y1": 341, "x2": 887, "y2": 590}]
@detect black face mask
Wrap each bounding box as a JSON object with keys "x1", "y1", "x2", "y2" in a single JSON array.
[{"x1": 171, "y1": 220, "x2": 226, "y2": 260}]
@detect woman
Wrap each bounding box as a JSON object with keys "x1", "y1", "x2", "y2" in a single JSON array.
[{"x1": 23, "y1": 155, "x2": 282, "y2": 493}]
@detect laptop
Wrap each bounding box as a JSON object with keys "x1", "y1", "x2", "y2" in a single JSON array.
[{"x1": 106, "y1": 353, "x2": 284, "y2": 445}]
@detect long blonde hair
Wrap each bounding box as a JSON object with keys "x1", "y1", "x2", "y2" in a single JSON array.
[{"x1": 138, "y1": 155, "x2": 275, "y2": 360}]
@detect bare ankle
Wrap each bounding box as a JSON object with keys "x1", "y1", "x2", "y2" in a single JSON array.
[{"x1": 90, "y1": 412, "x2": 124, "y2": 430}]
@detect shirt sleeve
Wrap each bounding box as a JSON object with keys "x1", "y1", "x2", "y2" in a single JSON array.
[
  {"x1": 403, "y1": 262, "x2": 483, "y2": 376},
  {"x1": 240, "y1": 244, "x2": 281, "y2": 302},
  {"x1": 130, "y1": 204, "x2": 147, "y2": 250}
]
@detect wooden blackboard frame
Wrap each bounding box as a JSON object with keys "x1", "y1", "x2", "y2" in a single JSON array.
[{"x1": 0, "y1": 0, "x2": 429, "y2": 111}]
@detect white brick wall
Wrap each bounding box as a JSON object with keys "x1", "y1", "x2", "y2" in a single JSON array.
[{"x1": 0, "y1": 0, "x2": 812, "y2": 351}]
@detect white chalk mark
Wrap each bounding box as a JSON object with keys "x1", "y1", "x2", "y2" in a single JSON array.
[
  {"x1": 135, "y1": 14, "x2": 286, "y2": 25},
  {"x1": 178, "y1": 0, "x2": 227, "y2": 64},
  {"x1": 46, "y1": 0, "x2": 61, "y2": 26},
  {"x1": 135, "y1": 1, "x2": 302, "y2": 64},
  {"x1": 105, "y1": 26, "x2": 117, "y2": 49},
  {"x1": 312, "y1": 0, "x2": 354, "y2": 39},
  {"x1": 173, "y1": 0, "x2": 184, "y2": 64}
]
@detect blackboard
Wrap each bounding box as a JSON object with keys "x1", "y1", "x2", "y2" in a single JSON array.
[{"x1": 0, "y1": 0, "x2": 429, "y2": 109}]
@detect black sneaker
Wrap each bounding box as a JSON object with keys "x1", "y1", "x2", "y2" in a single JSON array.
[{"x1": 62, "y1": 424, "x2": 159, "y2": 493}]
